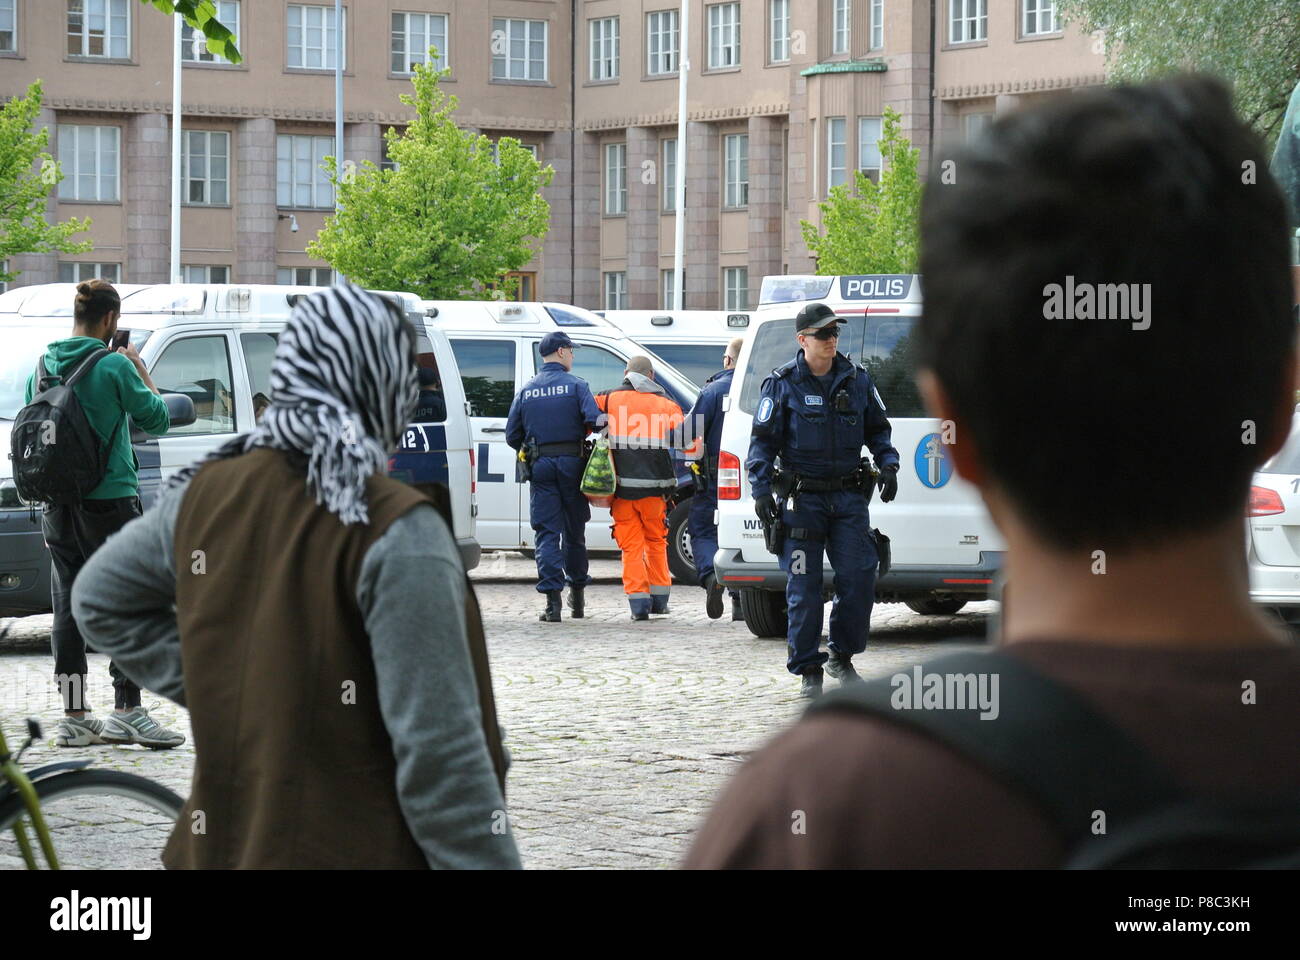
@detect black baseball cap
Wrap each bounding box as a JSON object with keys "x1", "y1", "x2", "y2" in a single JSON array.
[
  {"x1": 539, "y1": 331, "x2": 578, "y2": 355},
  {"x1": 795, "y1": 302, "x2": 842, "y2": 332}
]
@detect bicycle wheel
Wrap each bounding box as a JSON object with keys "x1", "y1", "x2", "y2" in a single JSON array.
[{"x1": 0, "y1": 769, "x2": 183, "y2": 870}]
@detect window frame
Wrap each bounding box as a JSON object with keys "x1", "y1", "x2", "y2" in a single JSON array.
[
  {"x1": 857, "y1": 116, "x2": 882, "y2": 182},
  {"x1": 826, "y1": 117, "x2": 847, "y2": 193},
  {"x1": 871, "y1": 0, "x2": 884, "y2": 49},
  {"x1": 706, "y1": 2, "x2": 741, "y2": 71},
  {"x1": 58, "y1": 262, "x2": 121, "y2": 283},
  {"x1": 390, "y1": 10, "x2": 449, "y2": 75},
  {"x1": 182, "y1": 130, "x2": 230, "y2": 207},
  {"x1": 723, "y1": 267, "x2": 749, "y2": 311},
  {"x1": 604, "y1": 142, "x2": 627, "y2": 216},
  {"x1": 491, "y1": 17, "x2": 548, "y2": 83},
  {"x1": 1021, "y1": 0, "x2": 1060, "y2": 37},
  {"x1": 603, "y1": 271, "x2": 628, "y2": 311},
  {"x1": 276, "y1": 133, "x2": 336, "y2": 210},
  {"x1": 949, "y1": 0, "x2": 987, "y2": 44},
  {"x1": 181, "y1": 265, "x2": 230, "y2": 284},
  {"x1": 662, "y1": 137, "x2": 678, "y2": 212},
  {"x1": 286, "y1": 3, "x2": 346, "y2": 71},
  {"x1": 0, "y1": 0, "x2": 18, "y2": 55},
  {"x1": 276, "y1": 266, "x2": 335, "y2": 285},
  {"x1": 832, "y1": 0, "x2": 851, "y2": 56},
  {"x1": 723, "y1": 133, "x2": 749, "y2": 210},
  {"x1": 181, "y1": 0, "x2": 240, "y2": 64},
  {"x1": 646, "y1": 9, "x2": 678, "y2": 77},
  {"x1": 768, "y1": 0, "x2": 789, "y2": 64},
  {"x1": 149, "y1": 333, "x2": 238, "y2": 439},
  {"x1": 589, "y1": 16, "x2": 619, "y2": 82},
  {"x1": 57, "y1": 124, "x2": 120, "y2": 203},
  {"x1": 661, "y1": 268, "x2": 679, "y2": 309},
  {"x1": 66, "y1": 0, "x2": 131, "y2": 60}
]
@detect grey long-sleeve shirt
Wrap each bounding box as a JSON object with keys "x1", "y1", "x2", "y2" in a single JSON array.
[{"x1": 71, "y1": 476, "x2": 521, "y2": 870}]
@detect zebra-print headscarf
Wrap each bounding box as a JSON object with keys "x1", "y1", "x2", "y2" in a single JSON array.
[{"x1": 166, "y1": 282, "x2": 419, "y2": 525}]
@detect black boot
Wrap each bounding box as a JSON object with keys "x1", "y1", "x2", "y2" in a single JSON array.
[
  {"x1": 567, "y1": 585, "x2": 585, "y2": 619},
  {"x1": 539, "y1": 590, "x2": 562, "y2": 623},
  {"x1": 825, "y1": 651, "x2": 861, "y2": 684},
  {"x1": 704, "y1": 574, "x2": 724, "y2": 620},
  {"x1": 799, "y1": 666, "x2": 824, "y2": 699}
]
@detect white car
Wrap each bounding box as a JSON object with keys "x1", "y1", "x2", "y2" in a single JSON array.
[
  {"x1": 1247, "y1": 413, "x2": 1300, "y2": 627},
  {"x1": 713, "y1": 274, "x2": 1007, "y2": 637}
]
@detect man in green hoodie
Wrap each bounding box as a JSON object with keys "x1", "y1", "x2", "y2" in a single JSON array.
[{"x1": 25, "y1": 279, "x2": 180, "y2": 749}]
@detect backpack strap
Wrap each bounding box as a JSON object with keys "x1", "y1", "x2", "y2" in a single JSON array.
[
  {"x1": 807, "y1": 650, "x2": 1188, "y2": 844},
  {"x1": 64, "y1": 347, "x2": 112, "y2": 388}
]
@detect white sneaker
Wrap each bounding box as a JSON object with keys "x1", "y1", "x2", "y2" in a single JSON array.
[
  {"x1": 101, "y1": 707, "x2": 185, "y2": 750},
  {"x1": 56, "y1": 714, "x2": 107, "y2": 747}
]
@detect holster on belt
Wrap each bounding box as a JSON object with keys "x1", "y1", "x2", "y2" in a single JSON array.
[{"x1": 516, "y1": 438, "x2": 539, "y2": 483}]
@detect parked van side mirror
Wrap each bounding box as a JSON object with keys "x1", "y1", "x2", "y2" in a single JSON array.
[{"x1": 162, "y1": 392, "x2": 197, "y2": 429}]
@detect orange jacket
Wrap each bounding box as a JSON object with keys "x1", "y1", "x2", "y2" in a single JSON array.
[{"x1": 595, "y1": 376, "x2": 684, "y2": 500}]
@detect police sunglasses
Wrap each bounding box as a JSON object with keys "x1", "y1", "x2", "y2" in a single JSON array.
[{"x1": 800, "y1": 326, "x2": 841, "y2": 341}]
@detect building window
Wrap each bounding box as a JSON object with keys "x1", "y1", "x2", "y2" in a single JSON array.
[
  {"x1": 964, "y1": 113, "x2": 994, "y2": 142},
  {"x1": 724, "y1": 134, "x2": 749, "y2": 209},
  {"x1": 646, "y1": 9, "x2": 678, "y2": 75},
  {"x1": 724, "y1": 267, "x2": 749, "y2": 310},
  {"x1": 858, "y1": 116, "x2": 882, "y2": 183},
  {"x1": 277, "y1": 134, "x2": 335, "y2": 209},
  {"x1": 391, "y1": 11, "x2": 447, "y2": 74},
  {"x1": 505, "y1": 271, "x2": 536, "y2": 301},
  {"x1": 826, "y1": 117, "x2": 847, "y2": 191},
  {"x1": 604, "y1": 142, "x2": 626, "y2": 215},
  {"x1": 661, "y1": 269, "x2": 678, "y2": 308},
  {"x1": 182, "y1": 265, "x2": 230, "y2": 284},
  {"x1": 707, "y1": 3, "x2": 740, "y2": 70},
  {"x1": 769, "y1": 0, "x2": 789, "y2": 63},
  {"x1": 662, "y1": 138, "x2": 677, "y2": 212},
  {"x1": 67, "y1": 0, "x2": 129, "y2": 59},
  {"x1": 604, "y1": 271, "x2": 627, "y2": 310},
  {"x1": 1022, "y1": 0, "x2": 1059, "y2": 36},
  {"x1": 489, "y1": 139, "x2": 539, "y2": 164},
  {"x1": 277, "y1": 266, "x2": 335, "y2": 285},
  {"x1": 491, "y1": 18, "x2": 547, "y2": 82},
  {"x1": 589, "y1": 17, "x2": 619, "y2": 81},
  {"x1": 380, "y1": 126, "x2": 402, "y2": 171},
  {"x1": 0, "y1": 0, "x2": 17, "y2": 53},
  {"x1": 182, "y1": 0, "x2": 239, "y2": 62},
  {"x1": 950, "y1": 0, "x2": 987, "y2": 43},
  {"x1": 57, "y1": 125, "x2": 119, "y2": 202},
  {"x1": 182, "y1": 131, "x2": 229, "y2": 206},
  {"x1": 871, "y1": 0, "x2": 884, "y2": 49},
  {"x1": 287, "y1": 4, "x2": 345, "y2": 70},
  {"x1": 59, "y1": 262, "x2": 120, "y2": 283},
  {"x1": 833, "y1": 0, "x2": 851, "y2": 55}
]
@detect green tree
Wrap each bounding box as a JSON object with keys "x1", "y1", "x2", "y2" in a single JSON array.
[
  {"x1": 308, "y1": 57, "x2": 553, "y2": 299},
  {"x1": 141, "y1": 1, "x2": 240, "y2": 63},
  {"x1": 800, "y1": 107, "x2": 921, "y2": 275},
  {"x1": 1057, "y1": 0, "x2": 1298, "y2": 147},
  {"x1": 0, "y1": 81, "x2": 92, "y2": 284}
]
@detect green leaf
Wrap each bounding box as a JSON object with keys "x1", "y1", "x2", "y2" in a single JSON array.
[{"x1": 141, "y1": 0, "x2": 242, "y2": 64}]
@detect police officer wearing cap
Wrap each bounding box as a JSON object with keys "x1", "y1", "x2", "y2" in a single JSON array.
[
  {"x1": 507, "y1": 331, "x2": 603, "y2": 622},
  {"x1": 747, "y1": 302, "x2": 900, "y2": 697}
]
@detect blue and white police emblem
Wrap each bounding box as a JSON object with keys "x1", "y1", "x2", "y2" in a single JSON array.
[
  {"x1": 914, "y1": 432, "x2": 953, "y2": 489},
  {"x1": 756, "y1": 397, "x2": 775, "y2": 423},
  {"x1": 804, "y1": 395, "x2": 823, "y2": 406}
]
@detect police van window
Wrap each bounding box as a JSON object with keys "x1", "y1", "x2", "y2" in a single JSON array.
[
  {"x1": 643, "y1": 343, "x2": 723, "y2": 388},
  {"x1": 413, "y1": 351, "x2": 446, "y2": 423},
  {"x1": 150, "y1": 335, "x2": 236, "y2": 437},
  {"x1": 860, "y1": 317, "x2": 924, "y2": 418},
  {"x1": 450, "y1": 338, "x2": 516, "y2": 419},
  {"x1": 534, "y1": 341, "x2": 628, "y2": 394},
  {"x1": 240, "y1": 333, "x2": 278, "y2": 426}
]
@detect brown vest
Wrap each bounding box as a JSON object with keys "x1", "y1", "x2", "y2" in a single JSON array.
[{"x1": 167, "y1": 447, "x2": 433, "y2": 869}]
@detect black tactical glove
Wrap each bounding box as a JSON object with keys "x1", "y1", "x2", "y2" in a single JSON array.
[
  {"x1": 755, "y1": 494, "x2": 780, "y2": 526},
  {"x1": 877, "y1": 464, "x2": 899, "y2": 503}
]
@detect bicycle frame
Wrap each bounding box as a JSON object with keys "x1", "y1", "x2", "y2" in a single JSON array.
[{"x1": 0, "y1": 726, "x2": 60, "y2": 869}]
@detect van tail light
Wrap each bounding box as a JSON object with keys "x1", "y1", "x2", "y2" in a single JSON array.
[
  {"x1": 469, "y1": 447, "x2": 477, "y2": 496},
  {"x1": 717, "y1": 451, "x2": 742, "y2": 500},
  {"x1": 1249, "y1": 486, "x2": 1285, "y2": 517}
]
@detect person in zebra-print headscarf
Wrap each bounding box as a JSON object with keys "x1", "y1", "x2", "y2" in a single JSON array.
[{"x1": 166, "y1": 281, "x2": 420, "y2": 525}]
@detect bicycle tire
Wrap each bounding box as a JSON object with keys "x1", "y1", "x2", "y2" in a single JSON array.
[{"x1": 0, "y1": 769, "x2": 183, "y2": 837}]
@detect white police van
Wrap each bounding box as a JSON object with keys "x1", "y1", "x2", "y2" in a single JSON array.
[
  {"x1": 422, "y1": 299, "x2": 702, "y2": 578},
  {"x1": 713, "y1": 274, "x2": 1006, "y2": 637},
  {"x1": 0, "y1": 283, "x2": 477, "y2": 617},
  {"x1": 597, "y1": 310, "x2": 752, "y2": 387}
]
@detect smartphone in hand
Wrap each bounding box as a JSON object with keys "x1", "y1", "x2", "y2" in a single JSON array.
[{"x1": 110, "y1": 330, "x2": 130, "y2": 351}]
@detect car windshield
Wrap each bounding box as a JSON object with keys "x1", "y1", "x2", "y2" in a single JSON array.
[
  {"x1": 642, "y1": 343, "x2": 727, "y2": 388},
  {"x1": 739, "y1": 315, "x2": 925, "y2": 417},
  {"x1": 1259, "y1": 416, "x2": 1300, "y2": 475},
  {"x1": 0, "y1": 327, "x2": 63, "y2": 418}
]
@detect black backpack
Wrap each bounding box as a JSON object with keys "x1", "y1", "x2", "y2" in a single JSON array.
[
  {"x1": 808, "y1": 650, "x2": 1300, "y2": 868},
  {"x1": 8, "y1": 350, "x2": 122, "y2": 505}
]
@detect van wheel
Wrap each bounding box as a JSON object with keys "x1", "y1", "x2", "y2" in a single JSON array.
[
  {"x1": 740, "y1": 589, "x2": 788, "y2": 638},
  {"x1": 667, "y1": 499, "x2": 698, "y2": 586},
  {"x1": 904, "y1": 598, "x2": 968, "y2": 616}
]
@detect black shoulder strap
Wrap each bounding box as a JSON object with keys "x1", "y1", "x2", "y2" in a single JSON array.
[
  {"x1": 64, "y1": 348, "x2": 112, "y2": 389},
  {"x1": 808, "y1": 650, "x2": 1188, "y2": 843}
]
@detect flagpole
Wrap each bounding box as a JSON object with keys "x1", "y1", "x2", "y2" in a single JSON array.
[
  {"x1": 671, "y1": 0, "x2": 689, "y2": 310},
  {"x1": 170, "y1": 12, "x2": 182, "y2": 283}
]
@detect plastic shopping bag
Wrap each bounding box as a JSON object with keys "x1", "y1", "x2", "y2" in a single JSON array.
[{"x1": 581, "y1": 435, "x2": 617, "y2": 509}]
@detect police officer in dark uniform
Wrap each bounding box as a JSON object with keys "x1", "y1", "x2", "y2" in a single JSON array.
[
  {"x1": 683, "y1": 336, "x2": 744, "y2": 620},
  {"x1": 506, "y1": 331, "x2": 603, "y2": 623},
  {"x1": 747, "y1": 303, "x2": 900, "y2": 697}
]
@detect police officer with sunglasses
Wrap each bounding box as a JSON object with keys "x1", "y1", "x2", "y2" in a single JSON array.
[{"x1": 747, "y1": 302, "x2": 900, "y2": 698}]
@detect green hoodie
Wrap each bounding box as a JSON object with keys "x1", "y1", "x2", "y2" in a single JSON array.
[{"x1": 24, "y1": 336, "x2": 171, "y2": 500}]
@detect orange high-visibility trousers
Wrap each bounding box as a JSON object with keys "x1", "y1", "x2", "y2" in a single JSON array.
[{"x1": 611, "y1": 497, "x2": 670, "y2": 602}]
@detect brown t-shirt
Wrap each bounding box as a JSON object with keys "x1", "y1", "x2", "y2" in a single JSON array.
[{"x1": 684, "y1": 640, "x2": 1300, "y2": 868}]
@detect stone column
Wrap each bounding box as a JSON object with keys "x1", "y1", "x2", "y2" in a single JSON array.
[
  {"x1": 236, "y1": 117, "x2": 277, "y2": 285},
  {"x1": 784, "y1": 76, "x2": 815, "y2": 274},
  {"x1": 540, "y1": 130, "x2": 572, "y2": 302},
  {"x1": 684, "y1": 121, "x2": 719, "y2": 308},
  {"x1": 344, "y1": 121, "x2": 383, "y2": 171},
  {"x1": 747, "y1": 115, "x2": 783, "y2": 309},
  {"x1": 9, "y1": 107, "x2": 60, "y2": 286},
  {"x1": 125, "y1": 113, "x2": 170, "y2": 283},
  {"x1": 572, "y1": 130, "x2": 601, "y2": 309},
  {"x1": 625, "y1": 126, "x2": 658, "y2": 309}
]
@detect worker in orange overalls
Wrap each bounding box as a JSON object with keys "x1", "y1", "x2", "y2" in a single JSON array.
[{"x1": 595, "y1": 356, "x2": 686, "y2": 621}]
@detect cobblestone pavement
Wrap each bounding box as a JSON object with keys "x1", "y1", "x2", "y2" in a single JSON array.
[{"x1": 0, "y1": 553, "x2": 993, "y2": 869}]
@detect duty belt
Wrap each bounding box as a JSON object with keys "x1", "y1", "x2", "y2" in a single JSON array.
[
  {"x1": 789, "y1": 472, "x2": 866, "y2": 492},
  {"x1": 535, "y1": 441, "x2": 583, "y2": 457}
]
